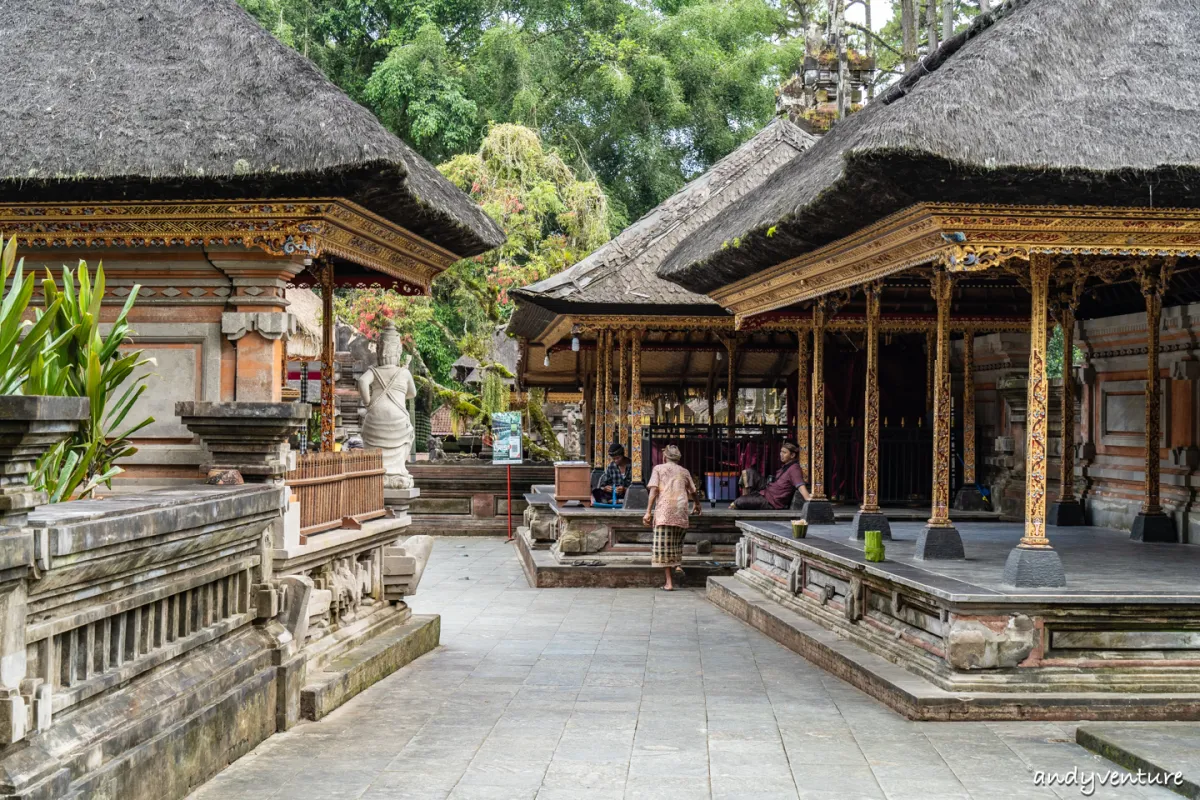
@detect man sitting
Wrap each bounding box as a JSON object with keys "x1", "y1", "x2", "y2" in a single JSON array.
[
  {"x1": 730, "y1": 441, "x2": 811, "y2": 510},
  {"x1": 593, "y1": 443, "x2": 631, "y2": 504}
]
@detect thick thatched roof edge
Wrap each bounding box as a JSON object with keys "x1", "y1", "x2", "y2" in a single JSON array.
[
  {"x1": 656, "y1": 0, "x2": 1200, "y2": 294},
  {"x1": 0, "y1": 0, "x2": 504, "y2": 258}
]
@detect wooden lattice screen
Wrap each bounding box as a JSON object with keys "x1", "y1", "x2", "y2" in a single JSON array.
[{"x1": 285, "y1": 450, "x2": 387, "y2": 536}]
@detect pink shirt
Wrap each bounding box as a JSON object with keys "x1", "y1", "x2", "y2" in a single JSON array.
[{"x1": 647, "y1": 462, "x2": 697, "y2": 529}]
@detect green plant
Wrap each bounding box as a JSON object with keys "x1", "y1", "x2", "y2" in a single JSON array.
[
  {"x1": 0, "y1": 237, "x2": 66, "y2": 395},
  {"x1": 35, "y1": 262, "x2": 155, "y2": 500}
]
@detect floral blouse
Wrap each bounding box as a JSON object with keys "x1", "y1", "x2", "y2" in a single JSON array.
[{"x1": 647, "y1": 462, "x2": 697, "y2": 529}]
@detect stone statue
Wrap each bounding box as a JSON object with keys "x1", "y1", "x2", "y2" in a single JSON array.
[
  {"x1": 357, "y1": 321, "x2": 418, "y2": 489},
  {"x1": 563, "y1": 406, "x2": 581, "y2": 458}
]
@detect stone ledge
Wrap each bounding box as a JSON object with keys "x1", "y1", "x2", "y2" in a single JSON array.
[
  {"x1": 515, "y1": 528, "x2": 732, "y2": 588},
  {"x1": 300, "y1": 614, "x2": 439, "y2": 721},
  {"x1": 1076, "y1": 724, "x2": 1200, "y2": 799},
  {"x1": 708, "y1": 575, "x2": 1200, "y2": 722}
]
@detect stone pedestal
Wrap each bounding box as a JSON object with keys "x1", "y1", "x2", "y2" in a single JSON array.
[
  {"x1": 1003, "y1": 546, "x2": 1066, "y2": 588},
  {"x1": 851, "y1": 511, "x2": 891, "y2": 540},
  {"x1": 1130, "y1": 512, "x2": 1177, "y2": 543},
  {"x1": 914, "y1": 525, "x2": 964, "y2": 560},
  {"x1": 1048, "y1": 499, "x2": 1086, "y2": 527},
  {"x1": 795, "y1": 499, "x2": 835, "y2": 525},
  {"x1": 176, "y1": 401, "x2": 309, "y2": 481},
  {"x1": 953, "y1": 484, "x2": 988, "y2": 512},
  {"x1": 384, "y1": 487, "x2": 420, "y2": 515},
  {"x1": 623, "y1": 482, "x2": 649, "y2": 510}
]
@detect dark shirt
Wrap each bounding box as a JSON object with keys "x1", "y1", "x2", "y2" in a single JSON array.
[
  {"x1": 762, "y1": 461, "x2": 806, "y2": 509},
  {"x1": 600, "y1": 458, "x2": 631, "y2": 490}
]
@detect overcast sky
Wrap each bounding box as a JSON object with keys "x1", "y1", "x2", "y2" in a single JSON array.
[{"x1": 846, "y1": 0, "x2": 895, "y2": 32}]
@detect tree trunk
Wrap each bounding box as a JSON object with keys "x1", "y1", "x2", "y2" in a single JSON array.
[
  {"x1": 834, "y1": 0, "x2": 848, "y2": 118},
  {"x1": 901, "y1": 0, "x2": 918, "y2": 71},
  {"x1": 943, "y1": 0, "x2": 954, "y2": 42},
  {"x1": 926, "y1": 0, "x2": 939, "y2": 52},
  {"x1": 864, "y1": 0, "x2": 874, "y2": 99},
  {"x1": 980, "y1": 0, "x2": 990, "y2": 13}
]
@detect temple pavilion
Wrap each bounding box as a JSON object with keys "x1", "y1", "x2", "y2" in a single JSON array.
[
  {"x1": 0, "y1": 0, "x2": 503, "y2": 483},
  {"x1": 515, "y1": 0, "x2": 1200, "y2": 720}
]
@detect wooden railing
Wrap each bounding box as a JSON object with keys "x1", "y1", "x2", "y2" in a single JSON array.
[{"x1": 285, "y1": 450, "x2": 387, "y2": 536}]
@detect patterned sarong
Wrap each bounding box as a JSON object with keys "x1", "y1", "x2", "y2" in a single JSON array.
[{"x1": 652, "y1": 525, "x2": 687, "y2": 567}]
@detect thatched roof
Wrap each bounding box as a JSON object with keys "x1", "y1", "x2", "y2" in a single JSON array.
[
  {"x1": 509, "y1": 119, "x2": 814, "y2": 337},
  {"x1": 0, "y1": 0, "x2": 504, "y2": 258},
  {"x1": 658, "y1": 0, "x2": 1200, "y2": 294}
]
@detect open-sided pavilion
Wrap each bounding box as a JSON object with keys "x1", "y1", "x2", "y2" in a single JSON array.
[{"x1": 637, "y1": 0, "x2": 1200, "y2": 718}]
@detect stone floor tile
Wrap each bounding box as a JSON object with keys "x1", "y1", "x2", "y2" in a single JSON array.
[{"x1": 186, "y1": 538, "x2": 1183, "y2": 800}]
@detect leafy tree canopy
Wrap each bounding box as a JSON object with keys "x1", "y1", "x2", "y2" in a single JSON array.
[{"x1": 240, "y1": 0, "x2": 803, "y2": 222}]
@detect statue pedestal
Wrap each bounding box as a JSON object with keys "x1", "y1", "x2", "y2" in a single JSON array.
[
  {"x1": 176, "y1": 401, "x2": 309, "y2": 482},
  {"x1": 384, "y1": 488, "x2": 421, "y2": 516}
]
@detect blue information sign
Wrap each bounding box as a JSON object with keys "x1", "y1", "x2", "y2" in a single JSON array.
[{"x1": 491, "y1": 411, "x2": 523, "y2": 465}]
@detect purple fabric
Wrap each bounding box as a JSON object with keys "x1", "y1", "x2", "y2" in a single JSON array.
[{"x1": 763, "y1": 462, "x2": 806, "y2": 509}]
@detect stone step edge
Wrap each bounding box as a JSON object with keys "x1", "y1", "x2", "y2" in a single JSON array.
[
  {"x1": 707, "y1": 575, "x2": 1200, "y2": 722},
  {"x1": 300, "y1": 614, "x2": 440, "y2": 721},
  {"x1": 1076, "y1": 726, "x2": 1200, "y2": 799}
]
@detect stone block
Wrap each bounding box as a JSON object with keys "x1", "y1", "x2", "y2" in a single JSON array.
[
  {"x1": 0, "y1": 688, "x2": 25, "y2": 745},
  {"x1": 1131, "y1": 512, "x2": 1178, "y2": 543},
  {"x1": 255, "y1": 585, "x2": 279, "y2": 619},
  {"x1": 953, "y1": 484, "x2": 989, "y2": 511},
  {"x1": 946, "y1": 616, "x2": 1036, "y2": 670},
  {"x1": 557, "y1": 524, "x2": 610, "y2": 555},
  {"x1": 797, "y1": 499, "x2": 835, "y2": 525},
  {"x1": 914, "y1": 525, "x2": 964, "y2": 560},
  {"x1": 1048, "y1": 499, "x2": 1085, "y2": 526},
  {"x1": 850, "y1": 511, "x2": 891, "y2": 540},
  {"x1": 1002, "y1": 545, "x2": 1066, "y2": 588}
]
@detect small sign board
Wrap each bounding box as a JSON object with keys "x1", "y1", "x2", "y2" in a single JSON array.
[{"x1": 491, "y1": 411, "x2": 523, "y2": 465}]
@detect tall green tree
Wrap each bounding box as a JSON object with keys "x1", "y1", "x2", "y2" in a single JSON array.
[{"x1": 240, "y1": 0, "x2": 803, "y2": 221}]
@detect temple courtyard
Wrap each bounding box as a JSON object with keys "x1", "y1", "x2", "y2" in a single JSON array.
[{"x1": 189, "y1": 537, "x2": 1182, "y2": 800}]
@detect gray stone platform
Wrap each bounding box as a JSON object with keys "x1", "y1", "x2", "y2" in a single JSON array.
[
  {"x1": 1077, "y1": 723, "x2": 1200, "y2": 798},
  {"x1": 188, "y1": 537, "x2": 1179, "y2": 800}
]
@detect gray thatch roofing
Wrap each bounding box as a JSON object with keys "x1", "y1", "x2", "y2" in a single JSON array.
[
  {"x1": 0, "y1": 0, "x2": 504, "y2": 258},
  {"x1": 659, "y1": 0, "x2": 1200, "y2": 294},
  {"x1": 508, "y1": 118, "x2": 814, "y2": 337}
]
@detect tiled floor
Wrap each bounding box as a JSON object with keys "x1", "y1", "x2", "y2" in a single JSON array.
[{"x1": 189, "y1": 538, "x2": 1177, "y2": 800}]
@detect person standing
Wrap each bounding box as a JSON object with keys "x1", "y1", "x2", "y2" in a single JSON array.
[{"x1": 642, "y1": 445, "x2": 701, "y2": 591}]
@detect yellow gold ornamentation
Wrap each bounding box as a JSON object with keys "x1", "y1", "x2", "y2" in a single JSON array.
[
  {"x1": 861, "y1": 282, "x2": 882, "y2": 513},
  {"x1": 962, "y1": 330, "x2": 976, "y2": 486},
  {"x1": 630, "y1": 332, "x2": 643, "y2": 483},
  {"x1": 796, "y1": 328, "x2": 810, "y2": 478},
  {"x1": 929, "y1": 271, "x2": 954, "y2": 527},
  {"x1": 713, "y1": 203, "x2": 1200, "y2": 323},
  {"x1": 1021, "y1": 255, "x2": 1053, "y2": 548},
  {"x1": 810, "y1": 302, "x2": 828, "y2": 501},
  {"x1": 0, "y1": 199, "x2": 457, "y2": 292}
]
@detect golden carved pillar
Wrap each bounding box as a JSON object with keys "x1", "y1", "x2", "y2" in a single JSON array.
[
  {"x1": 593, "y1": 336, "x2": 605, "y2": 468},
  {"x1": 1131, "y1": 258, "x2": 1177, "y2": 542},
  {"x1": 617, "y1": 330, "x2": 627, "y2": 453},
  {"x1": 962, "y1": 331, "x2": 975, "y2": 486},
  {"x1": 727, "y1": 336, "x2": 738, "y2": 425},
  {"x1": 915, "y1": 271, "x2": 963, "y2": 559},
  {"x1": 1004, "y1": 253, "x2": 1065, "y2": 585},
  {"x1": 1058, "y1": 308, "x2": 1076, "y2": 503},
  {"x1": 929, "y1": 272, "x2": 954, "y2": 527},
  {"x1": 862, "y1": 283, "x2": 882, "y2": 513},
  {"x1": 811, "y1": 303, "x2": 827, "y2": 501},
  {"x1": 925, "y1": 330, "x2": 935, "y2": 414},
  {"x1": 318, "y1": 258, "x2": 336, "y2": 453},
  {"x1": 802, "y1": 303, "x2": 835, "y2": 523},
  {"x1": 796, "y1": 328, "x2": 810, "y2": 478},
  {"x1": 602, "y1": 329, "x2": 614, "y2": 453},
  {"x1": 853, "y1": 283, "x2": 891, "y2": 538},
  {"x1": 630, "y1": 331, "x2": 643, "y2": 484},
  {"x1": 952, "y1": 329, "x2": 987, "y2": 511},
  {"x1": 1022, "y1": 255, "x2": 1052, "y2": 548}
]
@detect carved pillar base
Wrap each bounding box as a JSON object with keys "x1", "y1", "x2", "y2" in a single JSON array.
[
  {"x1": 1130, "y1": 512, "x2": 1177, "y2": 543},
  {"x1": 796, "y1": 499, "x2": 835, "y2": 525},
  {"x1": 851, "y1": 511, "x2": 891, "y2": 541},
  {"x1": 953, "y1": 484, "x2": 988, "y2": 512},
  {"x1": 1048, "y1": 499, "x2": 1085, "y2": 527},
  {"x1": 1003, "y1": 545, "x2": 1066, "y2": 588},
  {"x1": 914, "y1": 525, "x2": 964, "y2": 560}
]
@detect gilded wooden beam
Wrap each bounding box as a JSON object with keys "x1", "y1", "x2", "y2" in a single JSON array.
[
  {"x1": 1021, "y1": 254, "x2": 1053, "y2": 548},
  {"x1": 928, "y1": 272, "x2": 954, "y2": 527},
  {"x1": 0, "y1": 198, "x2": 457, "y2": 293},
  {"x1": 712, "y1": 202, "x2": 1200, "y2": 324},
  {"x1": 861, "y1": 282, "x2": 882, "y2": 513}
]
